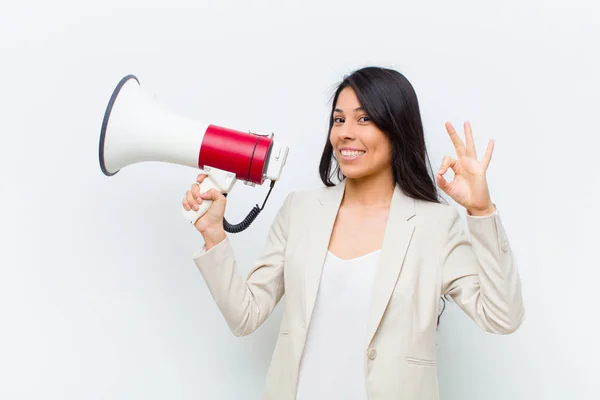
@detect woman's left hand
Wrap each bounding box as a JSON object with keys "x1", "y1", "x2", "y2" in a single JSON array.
[{"x1": 436, "y1": 121, "x2": 496, "y2": 216}]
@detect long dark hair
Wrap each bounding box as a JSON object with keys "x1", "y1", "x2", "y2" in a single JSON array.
[{"x1": 318, "y1": 66, "x2": 448, "y2": 325}]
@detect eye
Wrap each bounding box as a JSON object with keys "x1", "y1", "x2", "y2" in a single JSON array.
[
  {"x1": 358, "y1": 115, "x2": 371, "y2": 123},
  {"x1": 333, "y1": 116, "x2": 345, "y2": 124}
]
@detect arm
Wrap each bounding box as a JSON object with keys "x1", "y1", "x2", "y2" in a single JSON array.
[
  {"x1": 193, "y1": 192, "x2": 294, "y2": 337},
  {"x1": 441, "y1": 206, "x2": 524, "y2": 334}
]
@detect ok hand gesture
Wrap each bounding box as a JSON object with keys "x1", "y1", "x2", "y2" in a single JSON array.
[{"x1": 436, "y1": 121, "x2": 496, "y2": 216}]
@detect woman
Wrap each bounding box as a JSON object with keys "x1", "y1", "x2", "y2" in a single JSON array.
[{"x1": 183, "y1": 66, "x2": 524, "y2": 400}]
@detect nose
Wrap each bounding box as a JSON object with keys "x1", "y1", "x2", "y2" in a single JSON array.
[{"x1": 337, "y1": 122, "x2": 356, "y2": 141}]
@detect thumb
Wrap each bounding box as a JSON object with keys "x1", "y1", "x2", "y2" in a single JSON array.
[{"x1": 200, "y1": 188, "x2": 226, "y2": 202}]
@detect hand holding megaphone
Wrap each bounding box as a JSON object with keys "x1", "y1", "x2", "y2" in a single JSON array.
[
  {"x1": 180, "y1": 165, "x2": 236, "y2": 225},
  {"x1": 183, "y1": 173, "x2": 228, "y2": 233}
]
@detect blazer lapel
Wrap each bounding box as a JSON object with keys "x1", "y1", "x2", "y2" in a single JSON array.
[
  {"x1": 365, "y1": 185, "x2": 416, "y2": 347},
  {"x1": 302, "y1": 180, "x2": 417, "y2": 344},
  {"x1": 303, "y1": 180, "x2": 345, "y2": 328}
]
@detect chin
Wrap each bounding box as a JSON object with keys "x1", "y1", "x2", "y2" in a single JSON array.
[
  {"x1": 338, "y1": 161, "x2": 393, "y2": 182},
  {"x1": 338, "y1": 166, "x2": 370, "y2": 180}
]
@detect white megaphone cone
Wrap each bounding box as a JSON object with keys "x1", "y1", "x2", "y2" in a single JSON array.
[{"x1": 99, "y1": 75, "x2": 289, "y2": 232}]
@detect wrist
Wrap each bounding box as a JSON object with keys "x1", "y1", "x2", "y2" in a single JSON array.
[
  {"x1": 202, "y1": 227, "x2": 227, "y2": 250},
  {"x1": 467, "y1": 203, "x2": 496, "y2": 216}
]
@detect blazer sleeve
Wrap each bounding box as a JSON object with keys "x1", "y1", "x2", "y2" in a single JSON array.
[
  {"x1": 192, "y1": 192, "x2": 294, "y2": 337},
  {"x1": 441, "y1": 206, "x2": 525, "y2": 334}
]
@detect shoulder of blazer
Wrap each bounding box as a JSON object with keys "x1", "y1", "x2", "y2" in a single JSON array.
[
  {"x1": 414, "y1": 198, "x2": 460, "y2": 227},
  {"x1": 286, "y1": 185, "x2": 336, "y2": 208},
  {"x1": 281, "y1": 185, "x2": 339, "y2": 232}
]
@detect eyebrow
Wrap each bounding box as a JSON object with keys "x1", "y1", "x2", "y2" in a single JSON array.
[{"x1": 334, "y1": 107, "x2": 365, "y2": 113}]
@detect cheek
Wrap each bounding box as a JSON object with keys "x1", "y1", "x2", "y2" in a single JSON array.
[
  {"x1": 365, "y1": 131, "x2": 391, "y2": 157},
  {"x1": 381, "y1": 141, "x2": 393, "y2": 161},
  {"x1": 370, "y1": 142, "x2": 393, "y2": 168},
  {"x1": 372, "y1": 148, "x2": 391, "y2": 166}
]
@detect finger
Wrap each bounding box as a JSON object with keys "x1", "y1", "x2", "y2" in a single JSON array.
[
  {"x1": 186, "y1": 190, "x2": 200, "y2": 211},
  {"x1": 436, "y1": 171, "x2": 451, "y2": 194},
  {"x1": 437, "y1": 156, "x2": 456, "y2": 194},
  {"x1": 191, "y1": 182, "x2": 202, "y2": 201},
  {"x1": 481, "y1": 139, "x2": 494, "y2": 170},
  {"x1": 196, "y1": 173, "x2": 208, "y2": 183},
  {"x1": 438, "y1": 155, "x2": 457, "y2": 176},
  {"x1": 445, "y1": 121, "x2": 466, "y2": 157},
  {"x1": 464, "y1": 121, "x2": 477, "y2": 159},
  {"x1": 183, "y1": 191, "x2": 195, "y2": 211}
]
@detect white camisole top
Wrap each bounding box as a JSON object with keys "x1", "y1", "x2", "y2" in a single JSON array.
[{"x1": 295, "y1": 249, "x2": 381, "y2": 400}]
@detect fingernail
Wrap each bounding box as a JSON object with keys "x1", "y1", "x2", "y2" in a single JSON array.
[
  {"x1": 193, "y1": 204, "x2": 199, "y2": 210},
  {"x1": 196, "y1": 197, "x2": 202, "y2": 202}
]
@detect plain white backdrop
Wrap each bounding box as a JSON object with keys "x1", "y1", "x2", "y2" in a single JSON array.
[{"x1": 1, "y1": 0, "x2": 598, "y2": 399}]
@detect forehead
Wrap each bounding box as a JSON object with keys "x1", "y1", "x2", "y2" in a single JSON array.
[{"x1": 334, "y1": 87, "x2": 362, "y2": 111}]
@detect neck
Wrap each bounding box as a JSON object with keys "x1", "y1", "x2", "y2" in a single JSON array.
[{"x1": 342, "y1": 171, "x2": 396, "y2": 207}]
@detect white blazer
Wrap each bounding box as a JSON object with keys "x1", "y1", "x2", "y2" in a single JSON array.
[{"x1": 193, "y1": 180, "x2": 525, "y2": 400}]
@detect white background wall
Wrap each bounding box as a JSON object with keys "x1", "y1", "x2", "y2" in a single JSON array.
[{"x1": 1, "y1": 0, "x2": 598, "y2": 399}]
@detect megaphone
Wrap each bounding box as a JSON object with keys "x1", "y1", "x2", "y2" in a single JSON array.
[{"x1": 99, "y1": 74, "x2": 289, "y2": 232}]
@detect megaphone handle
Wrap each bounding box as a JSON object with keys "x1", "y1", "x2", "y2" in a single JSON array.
[{"x1": 181, "y1": 175, "x2": 223, "y2": 225}]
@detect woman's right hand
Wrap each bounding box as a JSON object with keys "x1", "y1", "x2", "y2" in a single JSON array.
[{"x1": 183, "y1": 173, "x2": 227, "y2": 248}]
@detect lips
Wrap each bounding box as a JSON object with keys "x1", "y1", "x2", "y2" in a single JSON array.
[
  {"x1": 339, "y1": 148, "x2": 366, "y2": 161},
  {"x1": 340, "y1": 149, "x2": 365, "y2": 156}
]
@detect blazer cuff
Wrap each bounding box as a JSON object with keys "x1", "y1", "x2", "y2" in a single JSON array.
[
  {"x1": 193, "y1": 236, "x2": 228, "y2": 259},
  {"x1": 465, "y1": 203, "x2": 498, "y2": 219},
  {"x1": 465, "y1": 207, "x2": 510, "y2": 254}
]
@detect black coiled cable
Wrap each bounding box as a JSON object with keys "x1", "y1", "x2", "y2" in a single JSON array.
[{"x1": 222, "y1": 180, "x2": 276, "y2": 233}]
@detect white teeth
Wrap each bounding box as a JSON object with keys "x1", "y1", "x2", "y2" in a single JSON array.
[{"x1": 341, "y1": 150, "x2": 365, "y2": 157}]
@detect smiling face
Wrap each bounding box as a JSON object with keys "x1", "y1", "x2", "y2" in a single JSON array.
[{"x1": 330, "y1": 86, "x2": 393, "y2": 181}]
